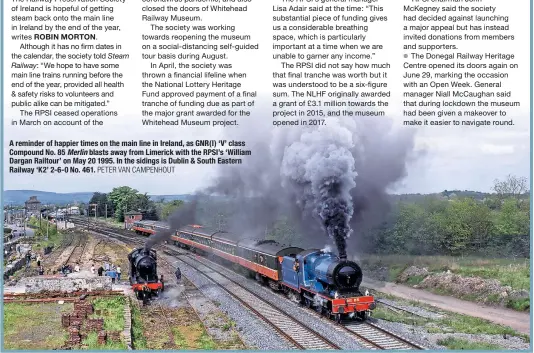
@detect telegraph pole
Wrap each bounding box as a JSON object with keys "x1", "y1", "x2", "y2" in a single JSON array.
[
  {"x1": 23, "y1": 206, "x2": 26, "y2": 237},
  {"x1": 105, "y1": 204, "x2": 108, "y2": 220}
]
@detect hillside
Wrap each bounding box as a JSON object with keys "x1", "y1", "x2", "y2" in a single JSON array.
[
  {"x1": 3, "y1": 190, "x2": 192, "y2": 205},
  {"x1": 4, "y1": 188, "x2": 527, "y2": 206},
  {"x1": 388, "y1": 190, "x2": 492, "y2": 202}
]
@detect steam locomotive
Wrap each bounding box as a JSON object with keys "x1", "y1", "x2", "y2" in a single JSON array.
[
  {"x1": 128, "y1": 248, "x2": 164, "y2": 305},
  {"x1": 132, "y1": 221, "x2": 375, "y2": 321}
]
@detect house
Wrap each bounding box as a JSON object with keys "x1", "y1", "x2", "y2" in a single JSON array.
[{"x1": 25, "y1": 196, "x2": 41, "y2": 216}]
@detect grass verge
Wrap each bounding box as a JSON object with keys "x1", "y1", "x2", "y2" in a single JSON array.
[
  {"x1": 437, "y1": 337, "x2": 502, "y2": 350},
  {"x1": 372, "y1": 290, "x2": 530, "y2": 343},
  {"x1": 130, "y1": 299, "x2": 147, "y2": 350},
  {"x1": 3, "y1": 302, "x2": 72, "y2": 350},
  {"x1": 363, "y1": 254, "x2": 530, "y2": 291},
  {"x1": 362, "y1": 254, "x2": 530, "y2": 311},
  {"x1": 96, "y1": 217, "x2": 124, "y2": 229},
  {"x1": 27, "y1": 217, "x2": 65, "y2": 250}
]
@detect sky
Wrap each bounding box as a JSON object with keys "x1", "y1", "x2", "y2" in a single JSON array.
[{"x1": 2, "y1": 0, "x2": 531, "y2": 195}]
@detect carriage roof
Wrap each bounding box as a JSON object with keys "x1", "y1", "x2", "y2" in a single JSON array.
[
  {"x1": 211, "y1": 231, "x2": 241, "y2": 244},
  {"x1": 237, "y1": 238, "x2": 304, "y2": 257},
  {"x1": 134, "y1": 220, "x2": 169, "y2": 229},
  {"x1": 178, "y1": 225, "x2": 220, "y2": 237}
]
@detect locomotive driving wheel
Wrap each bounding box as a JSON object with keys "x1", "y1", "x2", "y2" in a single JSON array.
[
  {"x1": 335, "y1": 314, "x2": 342, "y2": 323},
  {"x1": 305, "y1": 298, "x2": 312, "y2": 308}
]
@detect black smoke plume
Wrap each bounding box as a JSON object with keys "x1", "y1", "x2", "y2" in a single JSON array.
[
  {"x1": 201, "y1": 112, "x2": 418, "y2": 258},
  {"x1": 280, "y1": 126, "x2": 357, "y2": 260},
  {"x1": 144, "y1": 199, "x2": 198, "y2": 250}
]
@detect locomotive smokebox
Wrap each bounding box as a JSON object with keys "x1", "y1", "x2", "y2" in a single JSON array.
[
  {"x1": 128, "y1": 248, "x2": 159, "y2": 283},
  {"x1": 313, "y1": 253, "x2": 362, "y2": 290}
]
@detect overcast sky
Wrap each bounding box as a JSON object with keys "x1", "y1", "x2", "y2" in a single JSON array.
[{"x1": 3, "y1": 0, "x2": 531, "y2": 195}]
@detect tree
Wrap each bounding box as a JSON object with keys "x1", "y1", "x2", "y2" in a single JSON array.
[
  {"x1": 437, "y1": 198, "x2": 494, "y2": 255},
  {"x1": 135, "y1": 193, "x2": 159, "y2": 220},
  {"x1": 492, "y1": 174, "x2": 529, "y2": 201},
  {"x1": 494, "y1": 198, "x2": 530, "y2": 235},
  {"x1": 107, "y1": 186, "x2": 142, "y2": 222},
  {"x1": 267, "y1": 218, "x2": 302, "y2": 246},
  {"x1": 160, "y1": 200, "x2": 184, "y2": 220}
]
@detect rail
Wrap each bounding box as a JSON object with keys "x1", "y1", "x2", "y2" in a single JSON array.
[{"x1": 73, "y1": 219, "x2": 426, "y2": 350}]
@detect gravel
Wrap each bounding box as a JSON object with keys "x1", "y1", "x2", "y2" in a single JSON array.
[
  {"x1": 163, "y1": 254, "x2": 296, "y2": 350},
  {"x1": 377, "y1": 298, "x2": 445, "y2": 319},
  {"x1": 98, "y1": 231, "x2": 530, "y2": 351},
  {"x1": 183, "y1": 255, "x2": 369, "y2": 350},
  {"x1": 428, "y1": 332, "x2": 531, "y2": 350},
  {"x1": 181, "y1": 280, "x2": 245, "y2": 347},
  {"x1": 374, "y1": 318, "x2": 531, "y2": 350},
  {"x1": 370, "y1": 297, "x2": 531, "y2": 351},
  {"x1": 92, "y1": 232, "x2": 294, "y2": 349},
  {"x1": 369, "y1": 318, "x2": 442, "y2": 349},
  {"x1": 158, "y1": 283, "x2": 189, "y2": 309}
]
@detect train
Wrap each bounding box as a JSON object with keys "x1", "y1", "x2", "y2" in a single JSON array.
[
  {"x1": 131, "y1": 220, "x2": 376, "y2": 321},
  {"x1": 127, "y1": 247, "x2": 165, "y2": 305},
  {"x1": 131, "y1": 220, "x2": 167, "y2": 236}
]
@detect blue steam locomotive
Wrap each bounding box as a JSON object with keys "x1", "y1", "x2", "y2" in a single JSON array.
[{"x1": 280, "y1": 249, "x2": 374, "y2": 321}]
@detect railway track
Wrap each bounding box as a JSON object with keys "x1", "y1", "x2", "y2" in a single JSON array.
[
  {"x1": 179, "y1": 250, "x2": 425, "y2": 350},
  {"x1": 154, "y1": 301, "x2": 176, "y2": 348},
  {"x1": 78, "y1": 223, "x2": 339, "y2": 349},
  {"x1": 65, "y1": 233, "x2": 89, "y2": 266},
  {"x1": 342, "y1": 321, "x2": 424, "y2": 350},
  {"x1": 134, "y1": 298, "x2": 177, "y2": 349},
  {"x1": 375, "y1": 299, "x2": 444, "y2": 320},
  {"x1": 42, "y1": 230, "x2": 75, "y2": 268},
  {"x1": 73, "y1": 220, "x2": 426, "y2": 350},
  {"x1": 166, "y1": 250, "x2": 340, "y2": 350},
  {"x1": 155, "y1": 255, "x2": 238, "y2": 349}
]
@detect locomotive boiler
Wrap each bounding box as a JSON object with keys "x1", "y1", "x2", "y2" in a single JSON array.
[
  {"x1": 282, "y1": 249, "x2": 374, "y2": 322},
  {"x1": 307, "y1": 251, "x2": 363, "y2": 295},
  {"x1": 128, "y1": 248, "x2": 164, "y2": 305}
]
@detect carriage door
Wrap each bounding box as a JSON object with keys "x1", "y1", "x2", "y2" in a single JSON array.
[{"x1": 252, "y1": 251, "x2": 260, "y2": 272}]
